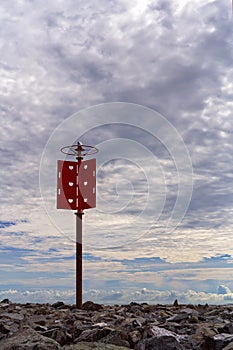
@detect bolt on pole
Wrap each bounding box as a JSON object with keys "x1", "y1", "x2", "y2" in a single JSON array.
[{"x1": 57, "y1": 142, "x2": 98, "y2": 308}]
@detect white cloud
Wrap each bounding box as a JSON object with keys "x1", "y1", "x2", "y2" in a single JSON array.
[
  {"x1": 217, "y1": 284, "x2": 232, "y2": 295},
  {"x1": 1, "y1": 285, "x2": 233, "y2": 305}
]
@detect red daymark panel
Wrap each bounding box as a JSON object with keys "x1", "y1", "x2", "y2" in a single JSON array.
[
  {"x1": 57, "y1": 160, "x2": 77, "y2": 210},
  {"x1": 78, "y1": 158, "x2": 96, "y2": 210}
]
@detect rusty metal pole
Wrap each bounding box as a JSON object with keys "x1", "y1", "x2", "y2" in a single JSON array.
[
  {"x1": 76, "y1": 144, "x2": 83, "y2": 309},
  {"x1": 75, "y1": 212, "x2": 83, "y2": 308}
]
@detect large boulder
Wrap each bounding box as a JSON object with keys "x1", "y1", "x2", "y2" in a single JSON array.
[
  {"x1": 136, "y1": 326, "x2": 185, "y2": 350},
  {"x1": 135, "y1": 335, "x2": 185, "y2": 350},
  {"x1": 0, "y1": 327, "x2": 61, "y2": 349},
  {"x1": 199, "y1": 332, "x2": 233, "y2": 350}
]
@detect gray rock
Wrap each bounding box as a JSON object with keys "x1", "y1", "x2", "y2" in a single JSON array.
[
  {"x1": 224, "y1": 342, "x2": 233, "y2": 350},
  {"x1": 132, "y1": 317, "x2": 147, "y2": 327},
  {"x1": 143, "y1": 325, "x2": 179, "y2": 339},
  {"x1": 82, "y1": 301, "x2": 104, "y2": 311},
  {"x1": 201, "y1": 332, "x2": 233, "y2": 350},
  {"x1": 194, "y1": 324, "x2": 217, "y2": 348},
  {"x1": 219, "y1": 323, "x2": 233, "y2": 334},
  {"x1": 0, "y1": 323, "x2": 10, "y2": 334},
  {"x1": 167, "y1": 313, "x2": 189, "y2": 322},
  {"x1": 128, "y1": 329, "x2": 142, "y2": 344},
  {"x1": 74, "y1": 314, "x2": 92, "y2": 322},
  {"x1": 100, "y1": 330, "x2": 131, "y2": 348},
  {"x1": 52, "y1": 301, "x2": 65, "y2": 308},
  {"x1": 181, "y1": 308, "x2": 199, "y2": 316},
  {"x1": 213, "y1": 334, "x2": 233, "y2": 350},
  {"x1": 75, "y1": 327, "x2": 112, "y2": 342},
  {"x1": 0, "y1": 312, "x2": 24, "y2": 321},
  {"x1": 136, "y1": 335, "x2": 185, "y2": 350},
  {"x1": 34, "y1": 324, "x2": 48, "y2": 331},
  {"x1": 0, "y1": 327, "x2": 61, "y2": 349},
  {"x1": 63, "y1": 342, "x2": 130, "y2": 349},
  {"x1": 42, "y1": 327, "x2": 71, "y2": 345},
  {"x1": 89, "y1": 322, "x2": 108, "y2": 329},
  {"x1": 27, "y1": 314, "x2": 47, "y2": 325}
]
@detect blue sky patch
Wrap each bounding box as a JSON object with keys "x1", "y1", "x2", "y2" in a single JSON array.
[{"x1": 0, "y1": 221, "x2": 16, "y2": 228}]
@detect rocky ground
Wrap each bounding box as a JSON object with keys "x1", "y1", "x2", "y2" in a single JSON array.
[{"x1": 1, "y1": 299, "x2": 233, "y2": 349}]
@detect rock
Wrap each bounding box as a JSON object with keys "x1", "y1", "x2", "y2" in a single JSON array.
[
  {"x1": 82, "y1": 301, "x2": 104, "y2": 311},
  {"x1": 75, "y1": 327, "x2": 112, "y2": 342},
  {"x1": 224, "y1": 343, "x2": 233, "y2": 350},
  {"x1": 0, "y1": 312, "x2": 24, "y2": 321},
  {"x1": 0, "y1": 327, "x2": 61, "y2": 349},
  {"x1": 52, "y1": 301, "x2": 65, "y2": 308},
  {"x1": 189, "y1": 316, "x2": 199, "y2": 323},
  {"x1": 159, "y1": 310, "x2": 171, "y2": 318},
  {"x1": 167, "y1": 313, "x2": 189, "y2": 322},
  {"x1": 136, "y1": 335, "x2": 185, "y2": 350},
  {"x1": 173, "y1": 299, "x2": 179, "y2": 307},
  {"x1": 193, "y1": 323, "x2": 217, "y2": 344},
  {"x1": 181, "y1": 307, "x2": 199, "y2": 316},
  {"x1": 200, "y1": 331, "x2": 233, "y2": 350},
  {"x1": 100, "y1": 330, "x2": 131, "y2": 348},
  {"x1": 63, "y1": 342, "x2": 130, "y2": 349},
  {"x1": 128, "y1": 329, "x2": 142, "y2": 344},
  {"x1": 0, "y1": 323, "x2": 10, "y2": 334},
  {"x1": 213, "y1": 334, "x2": 233, "y2": 350},
  {"x1": 34, "y1": 324, "x2": 48, "y2": 332},
  {"x1": 219, "y1": 323, "x2": 233, "y2": 334},
  {"x1": 74, "y1": 314, "x2": 92, "y2": 322},
  {"x1": 143, "y1": 325, "x2": 178, "y2": 339},
  {"x1": 42, "y1": 327, "x2": 72, "y2": 345},
  {"x1": 132, "y1": 318, "x2": 146, "y2": 327},
  {"x1": 34, "y1": 306, "x2": 51, "y2": 315},
  {"x1": 138, "y1": 325, "x2": 186, "y2": 349},
  {"x1": 90, "y1": 322, "x2": 108, "y2": 328},
  {"x1": 34, "y1": 319, "x2": 47, "y2": 326},
  {"x1": 0, "y1": 299, "x2": 11, "y2": 304}
]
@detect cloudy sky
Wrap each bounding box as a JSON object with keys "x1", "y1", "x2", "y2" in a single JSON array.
[{"x1": 1, "y1": 0, "x2": 233, "y2": 305}]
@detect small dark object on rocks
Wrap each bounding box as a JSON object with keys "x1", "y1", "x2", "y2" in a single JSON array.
[
  {"x1": 0, "y1": 299, "x2": 11, "y2": 304},
  {"x1": 52, "y1": 301, "x2": 65, "y2": 308},
  {"x1": 82, "y1": 301, "x2": 104, "y2": 311}
]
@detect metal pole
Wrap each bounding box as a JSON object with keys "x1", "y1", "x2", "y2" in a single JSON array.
[
  {"x1": 75, "y1": 212, "x2": 83, "y2": 308},
  {"x1": 76, "y1": 143, "x2": 83, "y2": 309}
]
